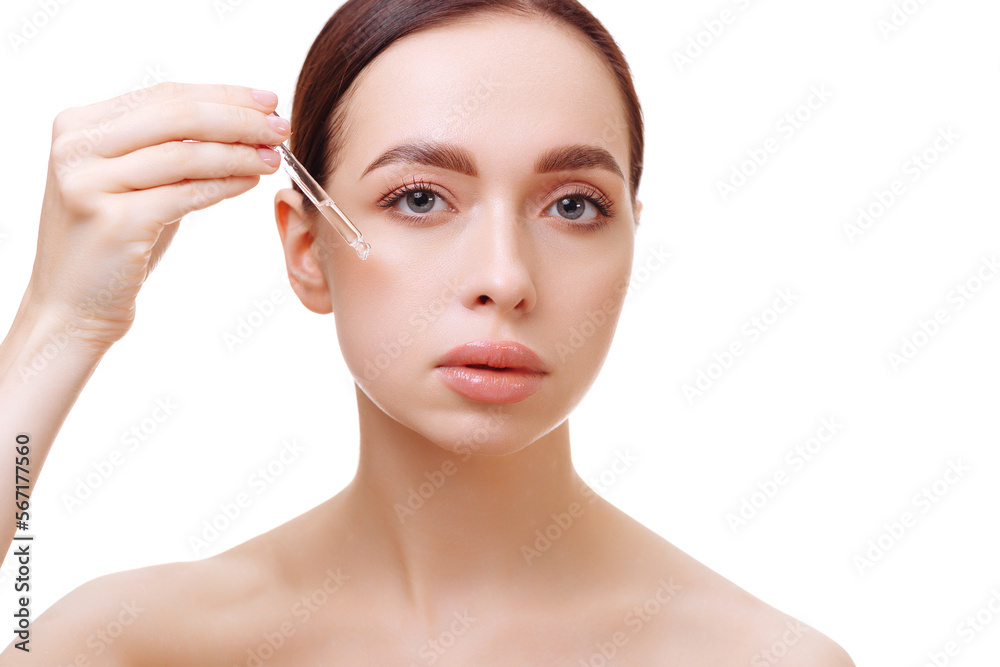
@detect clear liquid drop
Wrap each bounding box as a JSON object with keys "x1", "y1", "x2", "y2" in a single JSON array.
[{"x1": 354, "y1": 240, "x2": 371, "y2": 260}]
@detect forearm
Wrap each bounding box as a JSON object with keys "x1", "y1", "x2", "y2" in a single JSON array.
[{"x1": 0, "y1": 292, "x2": 110, "y2": 558}]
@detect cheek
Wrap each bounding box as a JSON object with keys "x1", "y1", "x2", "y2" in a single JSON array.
[
  {"x1": 546, "y1": 243, "x2": 633, "y2": 387},
  {"x1": 328, "y1": 248, "x2": 450, "y2": 389}
]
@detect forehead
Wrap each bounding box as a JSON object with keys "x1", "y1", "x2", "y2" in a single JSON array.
[{"x1": 337, "y1": 13, "x2": 627, "y2": 177}]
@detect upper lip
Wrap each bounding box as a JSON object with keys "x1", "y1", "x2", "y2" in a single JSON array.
[{"x1": 437, "y1": 339, "x2": 547, "y2": 373}]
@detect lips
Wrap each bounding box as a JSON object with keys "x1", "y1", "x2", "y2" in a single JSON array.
[
  {"x1": 435, "y1": 340, "x2": 547, "y2": 403},
  {"x1": 437, "y1": 340, "x2": 547, "y2": 373}
]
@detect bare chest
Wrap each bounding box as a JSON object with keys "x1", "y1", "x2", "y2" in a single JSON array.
[{"x1": 175, "y1": 600, "x2": 728, "y2": 667}]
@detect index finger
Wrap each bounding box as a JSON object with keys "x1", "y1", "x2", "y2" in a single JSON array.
[{"x1": 63, "y1": 82, "x2": 278, "y2": 130}]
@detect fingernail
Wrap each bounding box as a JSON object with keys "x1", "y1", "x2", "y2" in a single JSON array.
[
  {"x1": 257, "y1": 147, "x2": 280, "y2": 167},
  {"x1": 252, "y1": 89, "x2": 278, "y2": 107},
  {"x1": 267, "y1": 114, "x2": 291, "y2": 135}
]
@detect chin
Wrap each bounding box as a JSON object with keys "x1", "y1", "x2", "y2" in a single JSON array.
[{"x1": 426, "y1": 407, "x2": 571, "y2": 459}]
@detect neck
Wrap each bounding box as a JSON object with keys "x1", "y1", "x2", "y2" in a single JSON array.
[{"x1": 330, "y1": 383, "x2": 601, "y2": 621}]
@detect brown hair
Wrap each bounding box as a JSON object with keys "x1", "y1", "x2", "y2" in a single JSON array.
[{"x1": 289, "y1": 0, "x2": 643, "y2": 220}]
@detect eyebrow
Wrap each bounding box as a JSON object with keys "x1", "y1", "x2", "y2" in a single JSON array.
[{"x1": 359, "y1": 142, "x2": 625, "y2": 183}]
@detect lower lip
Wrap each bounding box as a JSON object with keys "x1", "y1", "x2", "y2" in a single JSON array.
[{"x1": 435, "y1": 366, "x2": 544, "y2": 404}]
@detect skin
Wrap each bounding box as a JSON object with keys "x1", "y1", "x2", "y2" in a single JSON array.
[{"x1": 2, "y1": 13, "x2": 854, "y2": 667}]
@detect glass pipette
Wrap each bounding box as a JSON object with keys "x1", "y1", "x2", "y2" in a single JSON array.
[{"x1": 267, "y1": 111, "x2": 370, "y2": 260}]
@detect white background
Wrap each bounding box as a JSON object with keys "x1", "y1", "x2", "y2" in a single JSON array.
[{"x1": 2, "y1": 0, "x2": 999, "y2": 664}]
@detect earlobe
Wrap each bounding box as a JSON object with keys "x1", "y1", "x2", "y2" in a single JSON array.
[{"x1": 273, "y1": 188, "x2": 333, "y2": 314}]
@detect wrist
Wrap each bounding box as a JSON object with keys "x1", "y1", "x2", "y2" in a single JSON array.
[{"x1": 2, "y1": 304, "x2": 112, "y2": 382}]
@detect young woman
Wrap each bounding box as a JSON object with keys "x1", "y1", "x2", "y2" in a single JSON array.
[{"x1": 1, "y1": 0, "x2": 854, "y2": 664}]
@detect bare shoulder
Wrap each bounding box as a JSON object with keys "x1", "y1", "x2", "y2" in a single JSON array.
[
  {"x1": 701, "y1": 583, "x2": 856, "y2": 667},
  {"x1": 599, "y1": 514, "x2": 855, "y2": 666},
  {"x1": 0, "y1": 565, "x2": 135, "y2": 665},
  {"x1": 0, "y1": 552, "x2": 268, "y2": 666},
  {"x1": 0, "y1": 497, "x2": 345, "y2": 666},
  {"x1": 621, "y1": 556, "x2": 856, "y2": 665}
]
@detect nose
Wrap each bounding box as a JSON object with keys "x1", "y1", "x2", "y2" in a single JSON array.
[{"x1": 456, "y1": 201, "x2": 537, "y2": 315}]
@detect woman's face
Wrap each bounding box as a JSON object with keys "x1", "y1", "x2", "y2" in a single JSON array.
[{"x1": 278, "y1": 13, "x2": 638, "y2": 457}]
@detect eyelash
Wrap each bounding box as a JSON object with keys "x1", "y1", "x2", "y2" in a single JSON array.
[{"x1": 374, "y1": 178, "x2": 616, "y2": 229}]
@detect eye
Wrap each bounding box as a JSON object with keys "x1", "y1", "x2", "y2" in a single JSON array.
[
  {"x1": 545, "y1": 185, "x2": 615, "y2": 225},
  {"x1": 395, "y1": 188, "x2": 448, "y2": 215},
  {"x1": 402, "y1": 190, "x2": 437, "y2": 213},
  {"x1": 376, "y1": 179, "x2": 450, "y2": 220},
  {"x1": 548, "y1": 194, "x2": 597, "y2": 221}
]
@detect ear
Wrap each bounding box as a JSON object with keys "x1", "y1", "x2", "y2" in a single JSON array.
[
  {"x1": 274, "y1": 188, "x2": 333, "y2": 314},
  {"x1": 635, "y1": 199, "x2": 643, "y2": 227}
]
